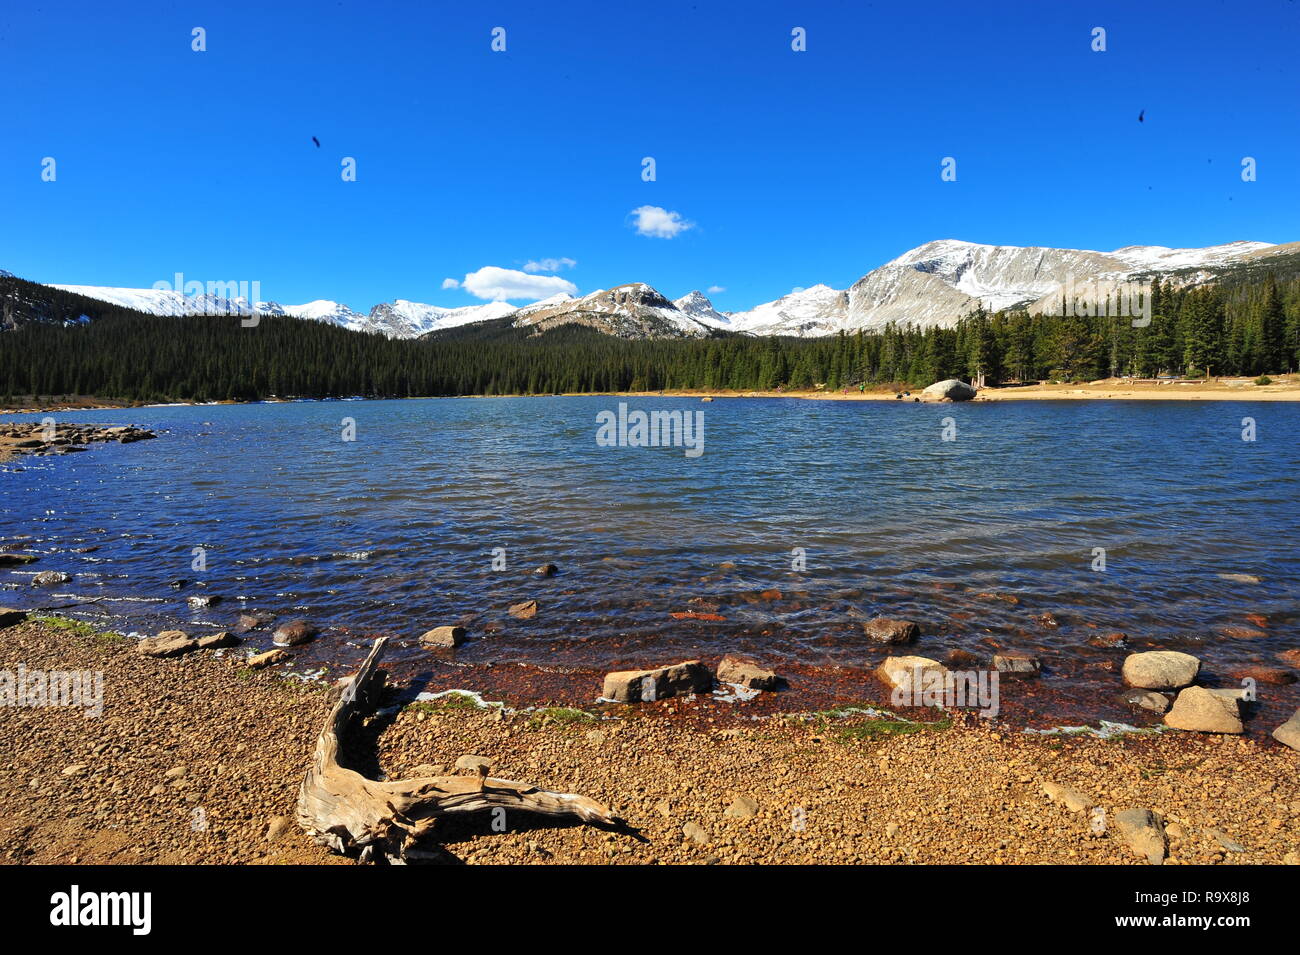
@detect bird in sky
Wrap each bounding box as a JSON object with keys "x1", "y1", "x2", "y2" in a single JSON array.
[
  {"x1": 311, "y1": 136, "x2": 321, "y2": 148},
  {"x1": 1138, "y1": 110, "x2": 1145, "y2": 123}
]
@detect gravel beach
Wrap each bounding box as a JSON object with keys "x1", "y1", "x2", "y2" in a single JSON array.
[{"x1": 2, "y1": 619, "x2": 1297, "y2": 866}]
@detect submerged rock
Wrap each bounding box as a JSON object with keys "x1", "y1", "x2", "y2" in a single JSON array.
[
  {"x1": 532, "y1": 563, "x2": 558, "y2": 578},
  {"x1": 421, "y1": 625, "x2": 465, "y2": 648},
  {"x1": 1122, "y1": 689, "x2": 1171, "y2": 714},
  {"x1": 862, "y1": 617, "x2": 919, "y2": 645},
  {"x1": 508, "y1": 600, "x2": 539, "y2": 620},
  {"x1": 603, "y1": 661, "x2": 713, "y2": 703},
  {"x1": 31, "y1": 571, "x2": 71, "y2": 587},
  {"x1": 993, "y1": 652, "x2": 1041, "y2": 675},
  {"x1": 272, "y1": 619, "x2": 319, "y2": 647}
]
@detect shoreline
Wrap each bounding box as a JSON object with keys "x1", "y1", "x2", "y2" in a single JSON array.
[
  {"x1": 4, "y1": 375, "x2": 1299, "y2": 415},
  {"x1": 2, "y1": 618, "x2": 1296, "y2": 865}
]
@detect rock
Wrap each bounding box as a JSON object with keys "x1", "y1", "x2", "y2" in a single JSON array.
[
  {"x1": 602, "y1": 660, "x2": 713, "y2": 702},
  {"x1": 272, "y1": 619, "x2": 318, "y2": 646},
  {"x1": 454, "y1": 755, "x2": 494, "y2": 775},
  {"x1": 1122, "y1": 650, "x2": 1200, "y2": 690},
  {"x1": 1032, "y1": 612, "x2": 1060, "y2": 629},
  {"x1": 265, "y1": 816, "x2": 291, "y2": 843},
  {"x1": 945, "y1": 648, "x2": 981, "y2": 668},
  {"x1": 1219, "y1": 626, "x2": 1267, "y2": 640},
  {"x1": 1285, "y1": 851, "x2": 1300, "y2": 866},
  {"x1": 409, "y1": 764, "x2": 446, "y2": 777},
  {"x1": 682, "y1": 821, "x2": 709, "y2": 845},
  {"x1": 233, "y1": 612, "x2": 274, "y2": 633},
  {"x1": 1163, "y1": 686, "x2": 1244, "y2": 734},
  {"x1": 1217, "y1": 573, "x2": 1261, "y2": 585},
  {"x1": 1113, "y1": 809, "x2": 1167, "y2": 865},
  {"x1": 862, "y1": 617, "x2": 919, "y2": 645},
  {"x1": 62, "y1": 764, "x2": 88, "y2": 777},
  {"x1": 136, "y1": 630, "x2": 199, "y2": 658},
  {"x1": 1041, "y1": 781, "x2": 1096, "y2": 814},
  {"x1": 875, "y1": 655, "x2": 949, "y2": 691},
  {"x1": 1122, "y1": 689, "x2": 1171, "y2": 714},
  {"x1": 921, "y1": 378, "x2": 977, "y2": 401},
  {"x1": 420, "y1": 625, "x2": 466, "y2": 648},
  {"x1": 0, "y1": 607, "x2": 28, "y2": 629},
  {"x1": 196, "y1": 631, "x2": 239, "y2": 650},
  {"x1": 30, "y1": 570, "x2": 71, "y2": 587},
  {"x1": 0, "y1": 553, "x2": 38, "y2": 566},
  {"x1": 1231, "y1": 666, "x2": 1295, "y2": 686},
  {"x1": 716, "y1": 654, "x2": 781, "y2": 691},
  {"x1": 1279, "y1": 649, "x2": 1300, "y2": 669},
  {"x1": 993, "y1": 652, "x2": 1041, "y2": 675},
  {"x1": 1207, "y1": 829, "x2": 1247, "y2": 853},
  {"x1": 187, "y1": 594, "x2": 221, "y2": 608},
  {"x1": 532, "y1": 563, "x2": 558, "y2": 577},
  {"x1": 169, "y1": 578, "x2": 189, "y2": 589},
  {"x1": 508, "y1": 599, "x2": 539, "y2": 620},
  {"x1": 1088, "y1": 631, "x2": 1129, "y2": 648},
  {"x1": 246, "y1": 648, "x2": 288, "y2": 669},
  {"x1": 724, "y1": 795, "x2": 759, "y2": 820},
  {"x1": 1273, "y1": 710, "x2": 1300, "y2": 751},
  {"x1": 164, "y1": 765, "x2": 187, "y2": 779}
]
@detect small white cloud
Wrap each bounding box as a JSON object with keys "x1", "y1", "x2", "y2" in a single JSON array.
[
  {"x1": 629, "y1": 205, "x2": 693, "y2": 239},
  {"x1": 461, "y1": 266, "x2": 578, "y2": 302},
  {"x1": 441, "y1": 277, "x2": 460, "y2": 290},
  {"x1": 707, "y1": 285, "x2": 726, "y2": 294},
  {"x1": 523, "y1": 257, "x2": 577, "y2": 273}
]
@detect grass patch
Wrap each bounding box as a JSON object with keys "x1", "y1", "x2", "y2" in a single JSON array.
[
  {"x1": 527, "y1": 706, "x2": 597, "y2": 730},
  {"x1": 33, "y1": 614, "x2": 125, "y2": 649},
  {"x1": 402, "y1": 691, "x2": 489, "y2": 716},
  {"x1": 830, "y1": 715, "x2": 952, "y2": 743}
]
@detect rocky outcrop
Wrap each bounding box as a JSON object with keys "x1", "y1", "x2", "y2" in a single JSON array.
[
  {"x1": 0, "y1": 422, "x2": 156, "y2": 462},
  {"x1": 602, "y1": 661, "x2": 713, "y2": 703}
]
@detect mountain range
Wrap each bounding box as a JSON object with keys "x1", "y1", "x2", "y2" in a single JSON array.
[{"x1": 35, "y1": 238, "x2": 1297, "y2": 341}]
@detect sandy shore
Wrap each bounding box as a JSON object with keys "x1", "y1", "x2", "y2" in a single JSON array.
[{"x1": 2, "y1": 618, "x2": 1297, "y2": 865}]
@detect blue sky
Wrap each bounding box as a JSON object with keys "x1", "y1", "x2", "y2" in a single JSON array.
[{"x1": 2, "y1": 0, "x2": 1297, "y2": 312}]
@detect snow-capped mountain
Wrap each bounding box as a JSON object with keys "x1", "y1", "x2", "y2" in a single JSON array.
[
  {"x1": 514, "y1": 284, "x2": 714, "y2": 339},
  {"x1": 22, "y1": 238, "x2": 1292, "y2": 341}
]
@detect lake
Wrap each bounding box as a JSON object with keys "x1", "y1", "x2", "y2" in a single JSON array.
[{"x1": 3, "y1": 396, "x2": 1297, "y2": 729}]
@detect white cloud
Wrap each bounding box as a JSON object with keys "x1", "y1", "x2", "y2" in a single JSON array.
[
  {"x1": 629, "y1": 205, "x2": 693, "y2": 239},
  {"x1": 523, "y1": 257, "x2": 577, "y2": 273},
  {"x1": 461, "y1": 266, "x2": 578, "y2": 302},
  {"x1": 707, "y1": 285, "x2": 726, "y2": 294},
  {"x1": 441, "y1": 277, "x2": 460, "y2": 290}
]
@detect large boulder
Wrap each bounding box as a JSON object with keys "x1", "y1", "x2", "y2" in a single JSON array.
[
  {"x1": 921, "y1": 379, "x2": 977, "y2": 401},
  {"x1": 603, "y1": 661, "x2": 713, "y2": 703},
  {"x1": 1163, "y1": 686, "x2": 1244, "y2": 734},
  {"x1": 1122, "y1": 650, "x2": 1200, "y2": 690}
]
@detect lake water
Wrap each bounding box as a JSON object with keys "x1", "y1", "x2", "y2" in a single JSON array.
[{"x1": 3, "y1": 396, "x2": 1297, "y2": 730}]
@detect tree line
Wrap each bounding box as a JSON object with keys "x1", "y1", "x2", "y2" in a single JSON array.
[{"x1": 2, "y1": 270, "x2": 1298, "y2": 404}]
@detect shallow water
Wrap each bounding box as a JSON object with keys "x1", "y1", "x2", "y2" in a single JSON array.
[{"x1": 3, "y1": 396, "x2": 1297, "y2": 727}]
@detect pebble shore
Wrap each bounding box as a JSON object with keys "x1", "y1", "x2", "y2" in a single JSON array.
[{"x1": 2, "y1": 619, "x2": 1298, "y2": 865}]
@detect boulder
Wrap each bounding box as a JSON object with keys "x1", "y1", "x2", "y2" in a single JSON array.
[
  {"x1": 716, "y1": 655, "x2": 781, "y2": 691},
  {"x1": 508, "y1": 599, "x2": 539, "y2": 620},
  {"x1": 602, "y1": 660, "x2": 713, "y2": 703},
  {"x1": 420, "y1": 625, "x2": 465, "y2": 648},
  {"x1": 921, "y1": 378, "x2": 977, "y2": 401},
  {"x1": 1113, "y1": 809, "x2": 1167, "y2": 865},
  {"x1": 136, "y1": 630, "x2": 198, "y2": 658},
  {"x1": 862, "y1": 617, "x2": 919, "y2": 645},
  {"x1": 532, "y1": 563, "x2": 558, "y2": 578},
  {"x1": 0, "y1": 607, "x2": 28, "y2": 629},
  {"x1": 1272, "y1": 710, "x2": 1300, "y2": 752},
  {"x1": 875, "y1": 655, "x2": 949, "y2": 692},
  {"x1": 0, "y1": 554, "x2": 38, "y2": 566},
  {"x1": 1122, "y1": 650, "x2": 1200, "y2": 690},
  {"x1": 196, "y1": 631, "x2": 240, "y2": 650},
  {"x1": 247, "y1": 648, "x2": 288, "y2": 669},
  {"x1": 187, "y1": 594, "x2": 221, "y2": 608},
  {"x1": 272, "y1": 619, "x2": 319, "y2": 647},
  {"x1": 31, "y1": 570, "x2": 71, "y2": 587},
  {"x1": 1163, "y1": 686, "x2": 1244, "y2": 734}
]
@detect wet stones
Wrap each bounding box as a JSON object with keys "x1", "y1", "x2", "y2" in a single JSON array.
[
  {"x1": 603, "y1": 661, "x2": 712, "y2": 703},
  {"x1": 532, "y1": 563, "x2": 558, "y2": 578},
  {"x1": 1122, "y1": 650, "x2": 1200, "y2": 690},
  {"x1": 0, "y1": 553, "x2": 38, "y2": 567},
  {"x1": 421, "y1": 625, "x2": 465, "y2": 648},
  {"x1": 1163, "y1": 686, "x2": 1244, "y2": 734},
  {"x1": 1230, "y1": 666, "x2": 1295, "y2": 686},
  {"x1": 1122, "y1": 689, "x2": 1171, "y2": 714},
  {"x1": 187, "y1": 594, "x2": 221, "y2": 609},
  {"x1": 233, "y1": 612, "x2": 274, "y2": 634},
  {"x1": 862, "y1": 617, "x2": 919, "y2": 645},
  {"x1": 1087, "y1": 631, "x2": 1128, "y2": 649},
  {"x1": 993, "y1": 652, "x2": 1041, "y2": 676},
  {"x1": 716, "y1": 655, "x2": 781, "y2": 691},
  {"x1": 30, "y1": 571, "x2": 71, "y2": 587},
  {"x1": 272, "y1": 619, "x2": 319, "y2": 647},
  {"x1": 247, "y1": 648, "x2": 288, "y2": 669}
]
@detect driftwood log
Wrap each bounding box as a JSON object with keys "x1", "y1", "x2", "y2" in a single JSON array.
[{"x1": 297, "y1": 636, "x2": 619, "y2": 863}]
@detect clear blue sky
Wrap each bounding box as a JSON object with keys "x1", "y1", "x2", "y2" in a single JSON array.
[{"x1": 2, "y1": 0, "x2": 1297, "y2": 312}]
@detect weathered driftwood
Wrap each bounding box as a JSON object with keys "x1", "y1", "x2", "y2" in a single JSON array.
[{"x1": 297, "y1": 636, "x2": 618, "y2": 863}]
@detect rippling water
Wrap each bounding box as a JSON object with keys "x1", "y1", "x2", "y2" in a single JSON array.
[{"x1": 3, "y1": 397, "x2": 1297, "y2": 727}]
